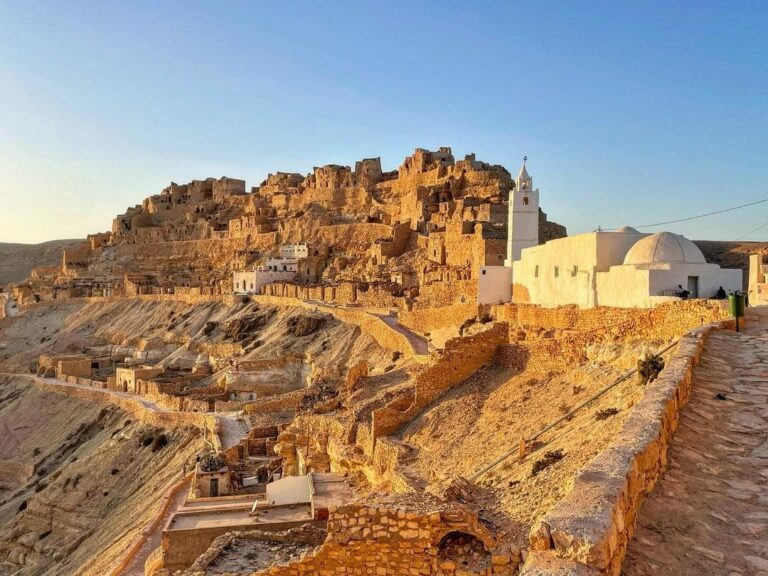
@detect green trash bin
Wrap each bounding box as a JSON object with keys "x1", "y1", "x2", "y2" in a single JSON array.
[{"x1": 728, "y1": 292, "x2": 746, "y2": 331}]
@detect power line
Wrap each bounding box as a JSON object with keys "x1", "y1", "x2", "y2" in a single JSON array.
[
  {"x1": 736, "y1": 219, "x2": 768, "y2": 241},
  {"x1": 605, "y1": 197, "x2": 768, "y2": 231}
]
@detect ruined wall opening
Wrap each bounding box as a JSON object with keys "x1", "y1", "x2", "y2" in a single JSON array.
[{"x1": 437, "y1": 531, "x2": 491, "y2": 572}]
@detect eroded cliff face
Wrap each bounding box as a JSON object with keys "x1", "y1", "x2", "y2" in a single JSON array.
[{"x1": 0, "y1": 375, "x2": 204, "y2": 575}]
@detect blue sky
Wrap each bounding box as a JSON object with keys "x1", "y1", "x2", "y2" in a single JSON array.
[{"x1": 1, "y1": 1, "x2": 766, "y2": 243}]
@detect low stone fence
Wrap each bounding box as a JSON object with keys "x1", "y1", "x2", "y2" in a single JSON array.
[
  {"x1": 243, "y1": 388, "x2": 306, "y2": 415},
  {"x1": 27, "y1": 376, "x2": 221, "y2": 446},
  {"x1": 399, "y1": 302, "x2": 479, "y2": 334},
  {"x1": 522, "y1": 321, "x2": 730, "y2": 575}
]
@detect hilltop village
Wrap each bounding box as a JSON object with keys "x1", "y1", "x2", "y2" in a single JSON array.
[
  {"x1": 12, "y1": 147, "x2": 565, "y2": 310},
  {"x1": 0, "y1": 147, "x2": 765, "y2": 576}
]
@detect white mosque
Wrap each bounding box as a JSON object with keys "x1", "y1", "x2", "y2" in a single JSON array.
[{"x1": 479, "y1": 161, "x2": 742, "y2": 308}]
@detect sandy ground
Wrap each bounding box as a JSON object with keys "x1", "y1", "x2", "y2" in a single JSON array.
[{"x1": 623, "y1": 325, "x2": 768, "y2": 575}]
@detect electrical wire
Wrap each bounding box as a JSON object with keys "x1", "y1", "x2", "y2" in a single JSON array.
[
  {"x1": 604, "y1": 197, "x2": 768, "y2": 231},
  {"x1": 736, "y1": 219, "x2": 768, "y2": 241}
]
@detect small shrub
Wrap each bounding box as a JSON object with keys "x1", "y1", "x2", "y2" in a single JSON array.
[
  {"x1": 110, "y1": 468, "x2": 119, "y2": 475},
  {"x1": 531, "y1": 450, "x2": 564, "y2": 476},
  {"x1": 595, "y1": 407, "x2": 619, "y2": 421},
  {"x1": 139, "y1": 431, "x2": 155, "y2": 447},
  {"x1": 18, "y1": 500, "x2": 27, "y2": 512},
  {"x1": 638, "y1": 354, "x2": 665, "y2": 385},
  {"x1": 152, "y1": 434, "x2": 169, "y2": 452}
]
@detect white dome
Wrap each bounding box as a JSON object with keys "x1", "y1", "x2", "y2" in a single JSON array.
[
  {"x1": 623, "y1": 232, "x2": 706, "y2": 265},
  {"x1": 616, "y1": 226, "x2": 640, "y2": 233}
]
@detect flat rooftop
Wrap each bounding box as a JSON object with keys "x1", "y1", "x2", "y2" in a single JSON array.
[{"x1": 166, "y1": 503, "x2": 311, "y2": 532}]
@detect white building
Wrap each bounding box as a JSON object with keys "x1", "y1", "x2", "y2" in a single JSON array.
[
  {"x1": 504, "y1": 159, "x2": 539, "y2": 266},
  {"x1": 479, "y1": 159, "x2": 537, "y2": 304},
  {"x1": 512, "y1": 230, "x2": 741, "y2": 309},
  {"x1": 233, "y1": 243, "x2": 308, "y2": 294}
]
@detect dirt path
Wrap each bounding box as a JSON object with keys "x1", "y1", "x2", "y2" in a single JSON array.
[
  {"x1": 120, "y1": 477, "x2": 190, "y2": 576},
  {"x1": 375, "y1": 313, "x2": 430, "y2": 356},
  {"x1": 623, "y1": 326, "x2": 768, "y2": 575}
]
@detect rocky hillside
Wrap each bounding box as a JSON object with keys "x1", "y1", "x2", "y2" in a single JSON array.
[
  {"x1": 0, "y1": 241, "x2": 81, "y2": 285},
  {"x1": 0, "y1": 374, "x2": 204, "y2": 576}
]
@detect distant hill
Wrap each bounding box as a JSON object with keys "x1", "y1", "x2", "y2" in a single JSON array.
[
  {"x1": 695, "y1": 240, "x2": 767, "y2": 287},
  {"x1": 0, "y1": 239, "x2": 82, "y2": 284}
]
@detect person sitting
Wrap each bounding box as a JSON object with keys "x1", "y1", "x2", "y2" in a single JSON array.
[
  {"x1": 715, "y1": 286, "x2": 727, "y2": 300},
  {"x1": 675, "y1": 284, "x2": 691, "y2": 300}
]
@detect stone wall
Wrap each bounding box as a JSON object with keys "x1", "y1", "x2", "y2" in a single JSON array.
[
  {"x1": 497, "y1": 300, "x2": 732, "y2": 375},
  {"x1": 414, "y1": 279, "x2": 478, "y2": 309},
  {"x1": 26, "y1": 376, "x2": 220, "y2": 440},
  {"x1": 371, "y1": 323, "x2": 507, "y2": 445},
  {"x1": 399, "y1": 303, "x2": 479, "y2": 334},
  {"x1": 235, "y1": 502, "x2": 518, "y2": 576},
  {"x1": 522, "y1": 321, "x2": 732, "y2": 576},
  {"x1": 492, "y1": 300, "x2": 729, "y2": 333}
]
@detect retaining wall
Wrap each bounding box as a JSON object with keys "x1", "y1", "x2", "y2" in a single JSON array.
[
  {"x1": 371, "y1": 323, "x2": 507, "y2": 446},
  {"x1": 399, "y1": 302, "x2": 479, "y2": 334},
  {"x1": 498, "y1": 300, "x2": 732, "y2": 374}
]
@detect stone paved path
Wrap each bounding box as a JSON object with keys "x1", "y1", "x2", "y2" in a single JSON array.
[{"x1": 623, "y1": 325, "x2": 768, "y2": 575}]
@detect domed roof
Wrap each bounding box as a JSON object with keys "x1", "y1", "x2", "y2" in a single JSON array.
[
  {"x1": 616, "y1": 226, "x2": 640, "y2": 233},
  {"x1": 623, "y1": 232, "x2": 706, "y2": 265}
]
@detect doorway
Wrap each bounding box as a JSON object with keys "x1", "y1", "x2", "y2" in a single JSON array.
[
  {"x1": 210, "y1": 478, "x2": 219, "y2": 497},
  {"x1": 687, "y1": 276, "x2": 699, "y2": 298}
]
